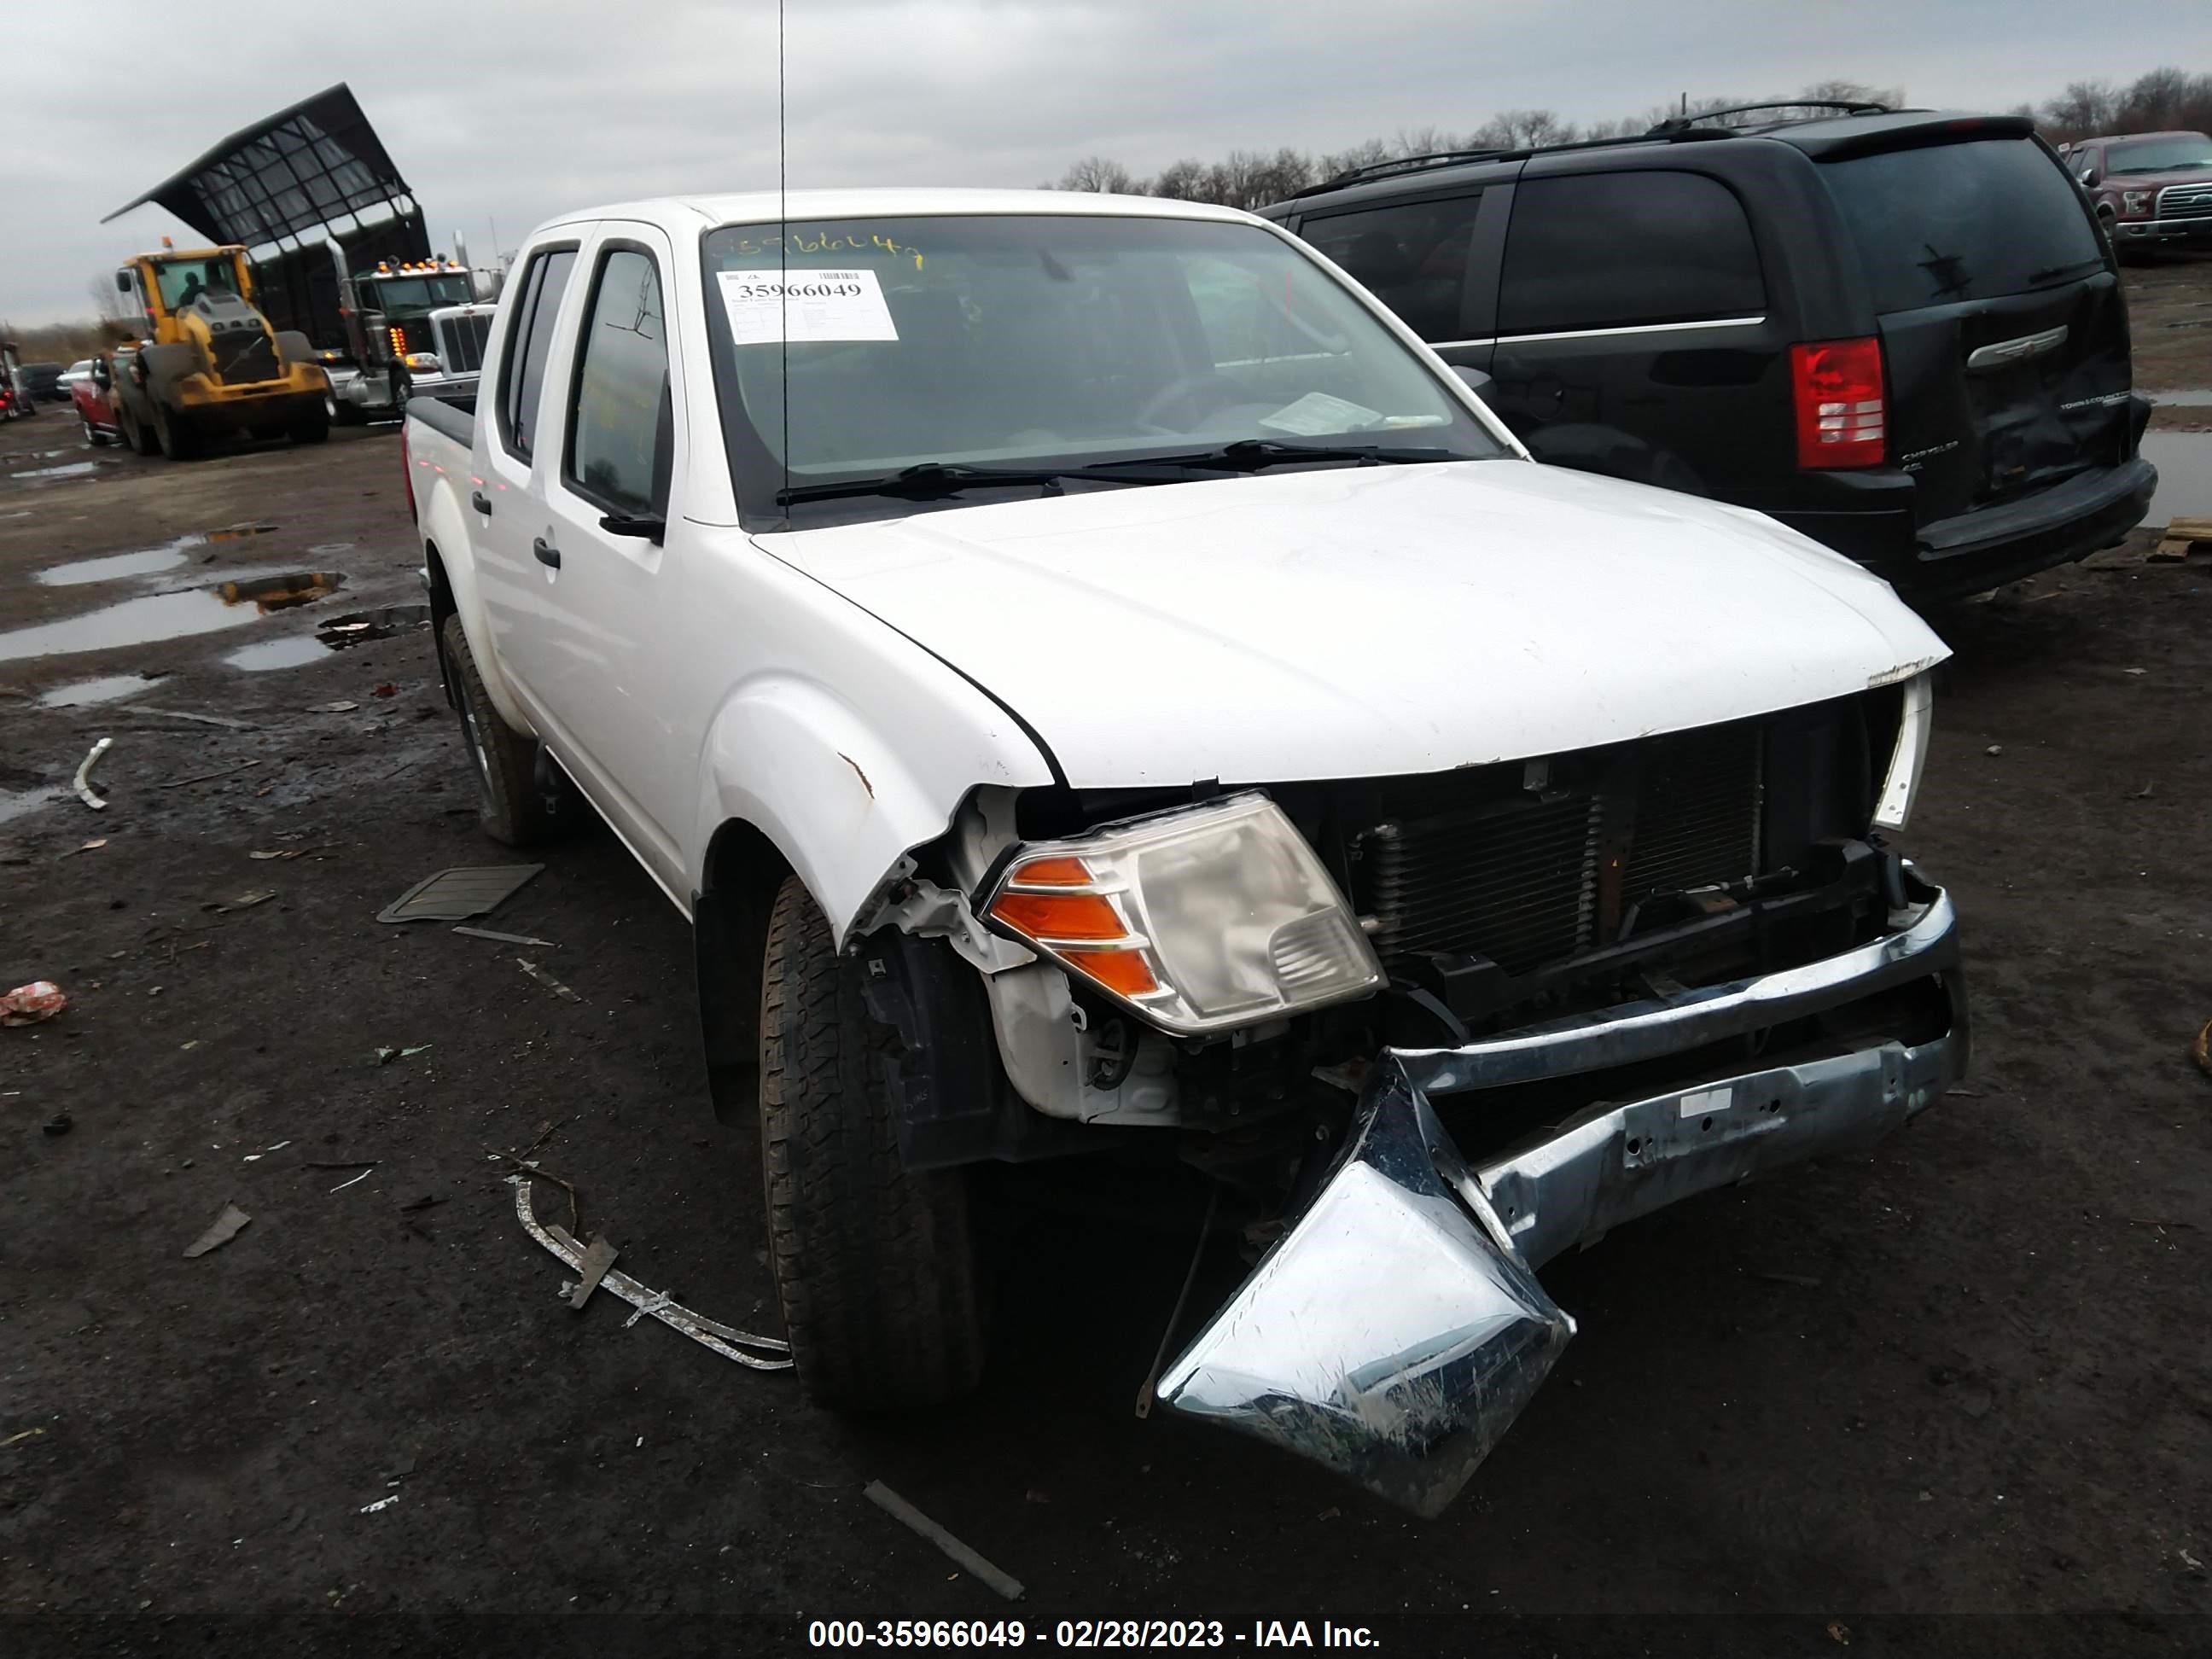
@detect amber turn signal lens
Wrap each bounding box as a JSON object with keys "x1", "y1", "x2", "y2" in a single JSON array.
[
  {"x1": 987, "y1": 890, "x2": 1126, "y2": 942},
  {"x1": 1006, "y1": 855, "x2": 1091, "y2": 888},
  {"x1": 1058, "y1": 948, "x2": 1161, "y2": 997}
]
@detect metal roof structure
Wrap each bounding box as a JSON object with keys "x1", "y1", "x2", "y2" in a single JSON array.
[{"x1": 101, "y1": 83, "x2": 417, "y2": 249}]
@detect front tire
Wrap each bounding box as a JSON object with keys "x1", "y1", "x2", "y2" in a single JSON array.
[
  {"x1": 79, "y1": 416, "x2": 102, "y2": 446},
  {"x1": 151, "y1": 402, "x2": 197, "y2": 460},
  {"x1": 439, "y1": 614, "x2": 569, "y2": 846},
  {"x1": 759, "y1": 876, "x2": 987, "y2": 1410},
  {"x1": 289, "y1": 404, "x2": 330, "y2": 445}
]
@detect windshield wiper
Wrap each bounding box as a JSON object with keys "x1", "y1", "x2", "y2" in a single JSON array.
[
  {"x1": 777, "y1": 461, "x2": 1087, "y2": 506},
  {"x1": 1112, "y1": 438, "x2": 1463, "y2": 472},
  {"x1": 775, "y1": 441, "x2": 1464, "y2": 507}
]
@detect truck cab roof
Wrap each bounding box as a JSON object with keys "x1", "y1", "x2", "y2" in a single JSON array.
[{"x1": 534, "y1": 187, "x2": 1262, "y2": 237}]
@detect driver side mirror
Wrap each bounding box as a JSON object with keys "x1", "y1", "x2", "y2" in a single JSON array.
[
  {"x1": 1452, "y1": 364, "x2": 1496, "y2": 399},
  {"x1": 92, "y1": 361, "x2": 111, "y2": 387},
  {"x1": 2081, "y1": 168, "x2": 2101, "y2": 188},
  {"x1": 114, "y1": 271, "x2": 131, "y2": 294}
]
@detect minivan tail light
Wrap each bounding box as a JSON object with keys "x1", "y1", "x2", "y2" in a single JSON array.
[{"x1": 1792, "y1": 337, "x2": 1887, "y2": 469}]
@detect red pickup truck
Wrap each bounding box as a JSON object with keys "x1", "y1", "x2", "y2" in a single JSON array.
[{"x1": 2064, "y1": 130, "x2": 2212, "y2": 255}]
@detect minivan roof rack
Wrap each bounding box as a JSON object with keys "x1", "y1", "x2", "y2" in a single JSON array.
[
  {"x1": 1646, "y1": 99, "x2": 1892, "y2": 135},
  {"x1": 1302, "y1": 148, "x2": 1510, "y2": 194}
]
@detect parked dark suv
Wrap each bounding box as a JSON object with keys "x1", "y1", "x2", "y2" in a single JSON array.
[{"x1": 1265, "y1": 106, "x2": 2156, "y2": 601}]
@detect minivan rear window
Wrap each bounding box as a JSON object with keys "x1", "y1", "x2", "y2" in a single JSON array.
[{"x1": 1821, "y1": 137, "x2": 2104, "y2": 313}]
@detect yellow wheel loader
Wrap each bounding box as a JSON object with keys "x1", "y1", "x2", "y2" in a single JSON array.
[{"x1": 108, "y1": 242, "x2": 331, "y2": 459}]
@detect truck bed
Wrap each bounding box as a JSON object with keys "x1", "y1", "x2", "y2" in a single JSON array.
[{"x1": 407, "y1": 393, "x2": 474, "y2": 447}]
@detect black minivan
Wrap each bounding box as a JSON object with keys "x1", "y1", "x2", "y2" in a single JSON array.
[{"x1": 1265, "y1": 108, "x2": 2157, "y2": 601}]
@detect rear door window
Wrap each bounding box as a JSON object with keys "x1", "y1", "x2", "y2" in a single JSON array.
[
  {"x1": 1498, "y1": 172, "x2": 1765, "y2": 335},
  {"x1": 498, "y1": 246, "x2": 579, "y2": 460},
  {"x1": 1820, "y1": 138, "x2": 2104, "y2": 312},
  {"x1": 1298, "y1": 194, "x2": 1483, "y2": 341}
]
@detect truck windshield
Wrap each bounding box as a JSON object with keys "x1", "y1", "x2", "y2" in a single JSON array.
[
  {"x1": 2106, "y1": 135, "x2": 2212, "y2": 173},
  {"x1": 700, "y1": 213, "x2": 1502, "y2": 515},
  {"x1": 153, "y1": 258, "x2": 239, "y2": 309},
  {"x1": 363, "y1": 276, "x2": 474, "y2": 314},
  {"x1": 1820, "y1": 138, "x2": 2105, "y2": 313}
]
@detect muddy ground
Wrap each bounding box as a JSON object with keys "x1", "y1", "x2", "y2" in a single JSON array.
[{"x1": 1, "y1": 270, "x2": 2208, "y2": 1656}]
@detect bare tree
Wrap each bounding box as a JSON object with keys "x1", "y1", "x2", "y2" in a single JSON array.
[
  {"x1": 2042, "y1": 79, "x2": 2118, "y2": 140},
  {"x1": 1800, "y1": 79, "x2": 1906, "y2": 110},
  {"x1": 1316, "y1": 137, "x2": 1392, "y2": 179},
  {"x1": 1057, "y1": 155, "x2": 1138, "y2": 194},
  {"x1": 1149, "y1": 158, "x2": 1215, "y2": 200},
  {"x1": 1479, "y1": 109, "x2": 1578, "y2": 148}
]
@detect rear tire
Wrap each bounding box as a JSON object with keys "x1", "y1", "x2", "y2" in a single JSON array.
[
  {"x1": 439, "y1": 614, "x2": 569, "y2": 847},
  {"x1": 289, "y1": 405, "x2": 330, "y2": 445},
  {"x1": 759, "y1": 876, "x2": 987, "y2": 1409},
  {"x1": 79, "y1": 416, "x2": 102, "y2": 446}
]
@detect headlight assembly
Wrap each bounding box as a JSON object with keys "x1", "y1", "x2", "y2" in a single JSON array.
[
  {"x1": 980, "y1": 793, "x2": 1383, "y2": 1035},
  {"x1": 1873, "y1": 672, "x2": 1934, "y2": 830}
]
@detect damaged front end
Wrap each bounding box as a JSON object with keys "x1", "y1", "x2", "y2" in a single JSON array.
[{"x1": 1156, "y1": 876, "x2": 1965, "y2": 1516}]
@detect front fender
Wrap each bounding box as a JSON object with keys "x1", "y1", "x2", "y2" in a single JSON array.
[
  {"x1": 690, "y1": 672, "x2": 1047, "y2": 946},
  {"x1": 416, "y1": 456, "x2": 533, "y2": 733}
]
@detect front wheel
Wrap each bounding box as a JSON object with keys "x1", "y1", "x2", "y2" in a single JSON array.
[
  {"x1": 758, "y1": 876, "x2": 987, "y2": 1409},
  {"x1": 289, "y1": 404, "x2": 330, "y2": 445},
  {"x1": 151, "y1": 403, "x2": 197, "y2": 460},
  {"x1": 79, "y1": 416, "x2": 102, "y2": 447}
]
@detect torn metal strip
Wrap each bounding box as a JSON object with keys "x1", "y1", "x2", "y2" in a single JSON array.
[{"x1": 511, "y1": 1179, "x2": 792, "y2": 1371}]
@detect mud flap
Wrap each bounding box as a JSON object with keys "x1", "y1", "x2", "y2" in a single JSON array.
[{"x1": 1155, "y1": 1064, "x2": 1573, "y2": 1517}]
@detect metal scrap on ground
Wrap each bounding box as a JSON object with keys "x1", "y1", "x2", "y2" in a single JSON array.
[
  {"x1": 452, "y1": 925, "x2": 558, "y2": 948},
  {"x1": 182, "y1": 1203, "x2": 251, "y2": 1258},
  {"x1": 864, "y1": 1481, "x2": 1026, "y2": 1603},
  {"x1": 511, "y1": 1178, "x2": 791, "y2": 1371},
  {"x1": 567, "y1": 1237, "x2": 620, "y2": 1309},
  {"x1": 515, "y1": 958, "x2": 580, "y2": 1003},
  {"x1": 73, "y1": 737, "x2": 112, "y2": 811},
  {"x1": 376, "y1": 864, "x2": 543, "y2": 924}
]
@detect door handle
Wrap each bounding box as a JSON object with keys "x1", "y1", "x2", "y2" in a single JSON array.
[
  {"x1": 471, "y1": 490, "x2": 492, "y2": 515},
  {"x1": 532, "y1": 537, "x2": 561, "y2": 569}
]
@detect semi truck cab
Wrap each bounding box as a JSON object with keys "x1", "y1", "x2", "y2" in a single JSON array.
[{"x1": 323, "y1": 256, "x2": 477, "y2": 423}]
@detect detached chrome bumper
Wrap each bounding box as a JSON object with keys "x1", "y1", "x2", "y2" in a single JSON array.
[{"x1": 1159, "y1": 882, "x2": 1966, "y2": 1516}]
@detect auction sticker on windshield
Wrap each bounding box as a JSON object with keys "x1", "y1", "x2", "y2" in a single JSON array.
[{"x1": 718, "y1": 268, "x2": 899, "y2": 345}]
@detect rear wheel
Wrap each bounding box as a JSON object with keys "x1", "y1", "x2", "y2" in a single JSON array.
[
  {"x1": 325, "y1": 391, "x2": 365, "y2": 428},
  {"x1": 289, "y1": 404, "x2": 330, "y2": 445},
  {"x1": 79, "y1": 415, "x2": 102, "y2": 446},
  {"x1": 758, "y1": 876, "x2": 987, "y2": 1409},
  {"x1": 439, "y1": 614, "x2": 570, "y2": 846}
]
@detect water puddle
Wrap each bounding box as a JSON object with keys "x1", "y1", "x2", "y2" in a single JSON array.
[
  {"x1": 2143, "y1": 432, "x2": 2212, "y2": 525},
  {"x1": 0, "y1": 571, "x2": 346, "y2": 664},
  {"x1": 38, "y1": 544, "x2": 195, "y2": 585},
  {"x1": 35, "y1": 525, "x2": 283, "y2": 587},
  {"x1": 38, "y1": 672, "x2": 165, "y2": 709},
  {"x1": 0, "y1": 786, "x2": 62, "y2": 825},
  {"x1": 307, "y1": 542, "x2": 355, "y2": 556},
  {"x1": 227, "y1": 635, "x2": 334, "y2": 672},
  {"x1": 318, "y1": 604, "x2": 432, "y2": 644},
  {"x1": 224, "y1": 604, "x2": 434, "y2": 672},
  {"x1": 9, "y1": 460, "x2": 100, "y2": 481}
]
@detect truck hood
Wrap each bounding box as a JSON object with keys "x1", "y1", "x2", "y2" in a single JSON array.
[{"x1": 762, "y1": 460, "x2": 1949, "y2": 787}]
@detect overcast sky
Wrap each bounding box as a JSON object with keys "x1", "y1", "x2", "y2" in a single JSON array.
[{"x1": 5, "y1": 0, "x2": 2208, "y2": 325}]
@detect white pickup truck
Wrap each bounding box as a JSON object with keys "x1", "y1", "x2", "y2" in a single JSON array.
[{"x1": 402, "y1": 188, "x2": 1967, "y2": 1516}]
